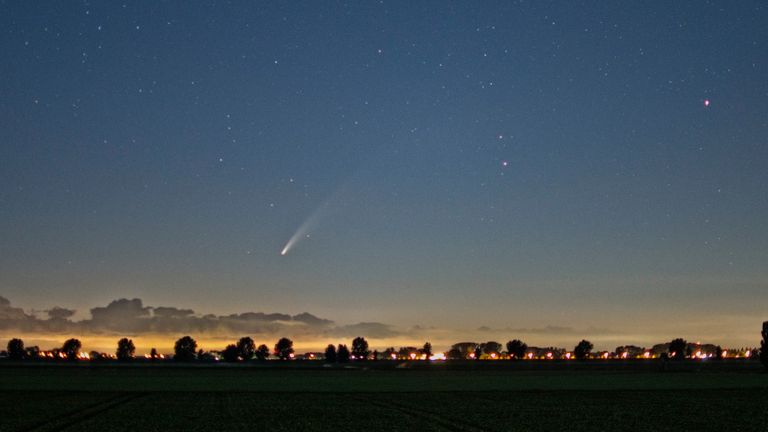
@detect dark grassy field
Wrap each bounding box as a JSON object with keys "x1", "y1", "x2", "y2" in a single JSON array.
[{"x1": 2, "y1": 361, "x2": 766, "y2": 431}]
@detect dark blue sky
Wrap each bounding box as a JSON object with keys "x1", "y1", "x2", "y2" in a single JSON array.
[{"x1": 1, "y1": 1, "x2": 767, "y2": 349}]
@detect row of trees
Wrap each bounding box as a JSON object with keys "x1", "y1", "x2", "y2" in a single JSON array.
[
  {"x1": 176, "y1": 336, "x2": 291, "y2": 362},
  {"x1": 5, "y1": 335, "x2": 767, "y2": 367},
  {"x1": 7, "y1": 337, "x2": 87, "y2": 361}
]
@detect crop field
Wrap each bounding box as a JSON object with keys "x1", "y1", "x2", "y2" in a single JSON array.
[{"x1": 2, "y1": 362, "x2": 767, "y2": 431}]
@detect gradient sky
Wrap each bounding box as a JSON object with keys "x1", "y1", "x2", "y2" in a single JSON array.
[{"x1": 2, "y1": 1, "x2": 767, "y2": 351}]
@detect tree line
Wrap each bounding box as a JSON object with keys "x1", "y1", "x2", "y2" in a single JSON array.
[{"x1": 4, "y1": 334, "x2": 766, "y2": 367}]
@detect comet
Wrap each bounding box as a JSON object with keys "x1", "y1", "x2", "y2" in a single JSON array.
[
  {"x1": 280, "y1": 219, "x2": 313, "y2": 256},
  {"x1": 279, "y1": 190, "x2": 337, "y2": 256},
  {"x1": 279, "y1": 174, "x2": 357, "y2": 256}
]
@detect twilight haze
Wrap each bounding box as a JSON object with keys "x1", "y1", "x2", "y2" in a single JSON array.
[{"x1": 1, "y1": 2, "x2": 767, "y2": 353}]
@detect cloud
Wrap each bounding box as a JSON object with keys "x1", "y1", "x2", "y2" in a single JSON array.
[
  {"x1": 292, "y1": 312, "x2": 333, "y2": 327},
  {"x1": 0, "y1": 296, "x2": 30, "y2": 321},
  {"x1": 47, "y1": 307, "x2": 76, "y2": 320},
  {"x1": 0, "y1": 297, "x2": 395, "y2": 342},
  {"x1": 88, "y1": 299, "x2": 151, "y2": 333},
  {"x1": 152, "y1": 307, "x2": 194, "y2": 319}
]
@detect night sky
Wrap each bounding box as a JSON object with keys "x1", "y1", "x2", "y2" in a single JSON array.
[{"x1": 2, "y1": 1, "x2": 767, "y2": 351}]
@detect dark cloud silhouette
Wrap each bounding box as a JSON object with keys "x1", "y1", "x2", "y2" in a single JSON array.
[
  {"x1": 88, "y1": 299, "x2": 151, "y2": 333},
  {"x1": 0, "y1": 296, "x2": 29, "y2": 321},
  {"x1": 152, "y1": 306, "x2": 194, "y2": 319},
  {"x1": 47, "y1": 307, "x2": 76, "y2": 320},
  {"x1": 292, "y1": 312, "x2": 333, "y2": 327},
  {"x1": 0, "y1": 297, "x2": 397, "y2": 340}
]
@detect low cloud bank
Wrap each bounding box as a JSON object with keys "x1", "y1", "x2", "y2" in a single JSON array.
[{"x1": 0, "y1": 296, "x2": 393, "y2": 340}]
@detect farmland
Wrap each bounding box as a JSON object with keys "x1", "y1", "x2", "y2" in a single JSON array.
[{"x1": 1, "y1": 361, "x2": 767, "y2": 431}]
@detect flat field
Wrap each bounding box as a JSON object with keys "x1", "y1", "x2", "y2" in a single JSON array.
[{"x1": 1, "y1": 361, "x2": 766, "y2": 431}]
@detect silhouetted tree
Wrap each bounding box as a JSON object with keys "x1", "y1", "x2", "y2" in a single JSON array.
[
  {"x1": 351, "y1": 337, "x2": 370, "y2": 360},
  {"x1": 255, "y1": 344, "x2": 270, "y2": 361},
  {"x1": 7, "y1": 338, "x2": 24, "y2": 360},
  {"x1": 451, "y1": 342, "x2": 478, "y2": 359},
  {"x1": 116, "y1": 338, "x2": 135, "y2": 361},
  {"x1": 398, "y1": 346, "x2": 419, "y2": 359},
  {"x1": 668, "y1": 338, "x2": 687, "y2": 361},
  {"x1": 715, "y1": 345, "x2": 723, "y2": 360},
  {"x1": 150, "y1": 348, "x2": 159, "y2": 360},
  {"x1": 174, "y1": 336, "x2": 198, "y2": 361},
  {"x1": 337, "y1": 344, "x2": 350, "y2": 363},
  {"x1": 760, "y1": 322, "x2": 768, "y2": 370},
  {"x1": 274, "y1": 337, "x2": 294, "y2": 360},
  {"x1": 62, "y1": 338, "x2": 82, "y2": 361},
  {"x1": 197, "y1": 349, "x2": 215, "y2": 362},
  {"x1": 506, "y1": 339, "x2": 527, "y2": 360},
  {"x1": 574, "y1": 340, "x2": 593, "y2": 360},
  {"x1": 481, "y1": 341, "x2": 503, "y2": 356},
  {"x1": 222, "y1": 344, "x2": 239, "y2": 362},
  {"x1": 422, "y1": 342, "x2": 433, "y2": 359},
  {"x1": 383, "y1": 347, "x2": 397, "y2": 359},
  {"x1": 324, "y1": 344, "x2": 337, "y2": 363},
  {"x1": 236, "y1": 337, "x2": 255, "y2": 360}
]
